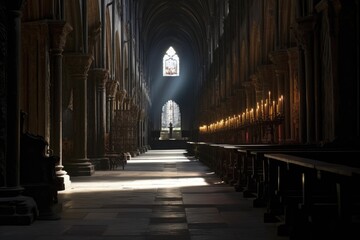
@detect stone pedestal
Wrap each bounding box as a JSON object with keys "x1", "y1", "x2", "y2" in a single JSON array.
[{"x1": 0, "y1": 188, "x2": 38, "y2": 225}]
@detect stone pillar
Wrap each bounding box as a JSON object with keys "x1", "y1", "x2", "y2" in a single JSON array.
[
  {"x1": 269, "y1": 50, "x2": 290, "y2": 142},
  {"x1": 87, "y1": 69, "x2": 98, "y2": 160},
  {"x1": 48, "y1": 21, "x2": 72, "y2": 190},
  {"x1": 106, "y1": 80, "x2": 118, "y2": 151},
  {"x1": 63, "y1": 54, "x2": 94, "y2": 176},
  {"x1": 87, "y1": 68, "x2": 109, "y2": 169},
  {"x1": 294, "y1": 16, "x2": 316, "y2": 144},
  {"x1": 131, "y1": 103, "x2": 140, "y2": 155},
  {"x1": 0, "y1": 1, "x2": 38, "y2": 225},
  {"x1": 97, "y1": 70, "x2": 108, "y2": 157},
  {"x1": 287, "y1": 47, "x2": 300, "y2": 142},
  {"x1": 298, "y1": 47, "x2": 307, "y2": 144}
]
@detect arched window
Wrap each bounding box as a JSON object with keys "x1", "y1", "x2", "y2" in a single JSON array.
[
  {"x1": 160, "y1": 100, "x2": 181, "y2": 139},
  {"x1": 163, "y1": 46, "x2": 179, "y2": 76}
]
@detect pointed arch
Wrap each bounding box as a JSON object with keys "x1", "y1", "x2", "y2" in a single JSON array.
[
  {"x1": 163, "y1": 46, "x2": 179, "y2": 76},
  {"x1": 160, "y1": 100, "x2": 182, "y2": 139}
]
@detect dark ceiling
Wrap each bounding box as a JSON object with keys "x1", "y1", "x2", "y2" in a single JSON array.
[{"x1": 136, "y1": 0, "x2": 212, "y2": 129}]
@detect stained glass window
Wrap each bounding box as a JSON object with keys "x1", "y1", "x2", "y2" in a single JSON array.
[
  {"x1": 160, "y1": 100, "x2": 182, "y2": 140},
  {"x1": 163, "y1": 46, "x2": 179, "y2": 76},
  {"x1": 161, "y1": 100, "x2": 181, "y2": 130}
]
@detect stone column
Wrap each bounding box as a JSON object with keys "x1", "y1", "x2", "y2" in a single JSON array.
[
  {"x1": 131, "y1": 103, "x2": 140, "y2": 155},
  {"x1": 106, "y1": 80, "x2": 119, "y2": 151},
  {"x1": 63, "y1": 53, "x2": 94, "y2": 176},
  {"x1": 48, "y1": 21, "x2": 72, "y2": 190},
  {"x1": 87, "y1": 69, "x2": 98, "y2": 160},
  {"x1": 87, "y1": 68, "x2": 109, "y2": 169},
  {"x1": 97, "y1": 70, "x2": 108, "y2": 157},
  {"x1": 294, "y1": 16, "x2": 316, "y2": 144},
  {"x1": 0, "y1": 1, "x2": 38, "y2": 225},
  {"x1": 269, "y1": 50, "x2": 290, "y2": 142},
  {"x1": 287, "y1": 47, "x2": 300, "y2": 142}
]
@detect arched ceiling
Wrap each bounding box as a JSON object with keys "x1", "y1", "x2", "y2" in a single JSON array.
[
  {"x1": 136, "y1": 0, "x2": 213, "y2": 128},
  {"x1": 138, "y1": 0, "x2": 211, "y2": 66}
]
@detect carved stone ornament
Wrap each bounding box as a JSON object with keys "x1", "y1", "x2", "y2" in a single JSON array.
[
  {"x1": 292, "y1": 16, "x2": 316, "y2": 50},
  {"x1": 116, "y1": 89, "x2": 127, "y2": 104},
  {"x1": 88, "y1": 68, "x2": 109, "y2": 88},
  {"x1": 106, "y1": 80, "x2": 119, "y2": 98},
  {"x1": 64, "y1": 53, "x2": 93, "y2": 76},
  {"x1": 48, "y1": 21, "x2": 73, "y2": 51}
]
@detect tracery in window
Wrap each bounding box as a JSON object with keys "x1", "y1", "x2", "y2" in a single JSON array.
[
  {"x1": 160, "y1": 100, "x2": 181, "y2": 139},
  {"x1": 163, "y1": 46, "x2": 179, "y2": 76}
]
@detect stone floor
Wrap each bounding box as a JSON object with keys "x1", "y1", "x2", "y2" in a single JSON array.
[{"x1": 0, "y1": 149, "x2": 288, "y2": 240}]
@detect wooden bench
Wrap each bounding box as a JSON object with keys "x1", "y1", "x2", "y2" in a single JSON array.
[
  {"x1": 195, "y1": 143, "x2": 242, "y2": 185},
  {"x1": 232, "y1": 144, "x2": 317, "y2": 195},
  {"x1": 264, "y1": 151, "x2": 360, "y2": 238}
]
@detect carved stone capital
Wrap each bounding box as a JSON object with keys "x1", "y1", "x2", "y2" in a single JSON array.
[
  {"x1": 106, "y1": 80, "x2": 119, "y2": 98},
  {"x1": 88, "y1": 68, "x2": 109, "y2": 89},
  {"x1": 64, "y1": 53, "x2": 93, "y2": 76},
  {"x1": 48, "y1": 21, "x2": 73, "y2": 51},
  {"x1": 292, "y1": 16, "x2": 316, "y2": 50},
  {"x1": 269, "y1": 50, "x2": 289, "y2": 72},
  {"x1": 116, "y1": 89, "x2": 127, "y2": 104}
]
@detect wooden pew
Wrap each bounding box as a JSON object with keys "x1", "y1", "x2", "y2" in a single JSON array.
[
  {"x1": 192, "y1": 142, "x2": 243, "y2": 185},
  {"x1": 232, "y1": 144, "x2": 318, "y2": 196},
  {"x1": 264, "y1": 151, "x2": 360, "y2": 238},
  {"x1": 193, "y1": 142, "x2": 317, "y2": 194}
]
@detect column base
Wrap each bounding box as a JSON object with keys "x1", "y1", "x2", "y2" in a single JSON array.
[
  {"x1": 64, "y1": 158, "x2": 95, "y2": 176},
  {"x1": 56, "y1": 173, "x2": 72, "y2": 191},
  {"x1": 0, "y1": 188, "x2": 38, "y2": 225},
  {"x1": 55, "y1": 165, "x2": 72, "y2": 190}
]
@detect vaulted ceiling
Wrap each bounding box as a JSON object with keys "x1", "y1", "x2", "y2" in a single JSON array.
[
  {"x1": 139, "y1": 0, "x2": 211, "y2": 62},
  {"x1": 136, "y1": 0, "x2": 213, "y2": 128}
]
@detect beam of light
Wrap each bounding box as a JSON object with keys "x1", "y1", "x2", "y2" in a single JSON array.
[{"x1": 59, "y1": 177, "x2": 209, "y2": 193}]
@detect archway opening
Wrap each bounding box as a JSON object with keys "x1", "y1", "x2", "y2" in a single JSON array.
[{"x1": 160, "y1": 100, "x2": 182, "y2": 140}]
